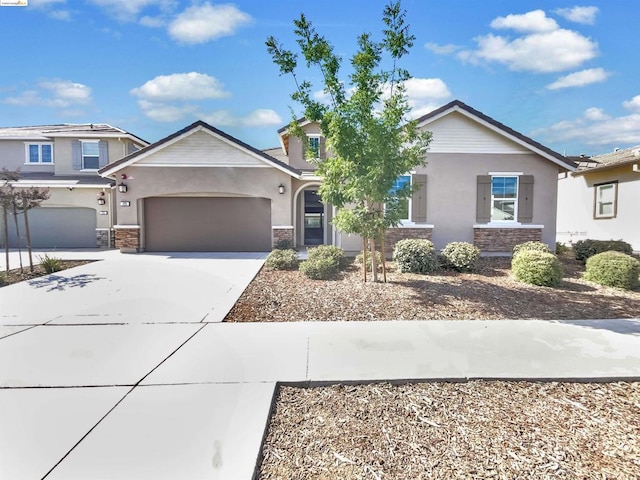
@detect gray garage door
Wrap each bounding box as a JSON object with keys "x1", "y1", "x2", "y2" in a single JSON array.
[
  {"x1": 3, "y1": 207, "x2": 97, "y2": 248},
  {"x1": 144, "y1": 197, "x2": 272, "y2": 252}
]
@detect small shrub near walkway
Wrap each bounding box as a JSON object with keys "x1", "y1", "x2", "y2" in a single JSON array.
[
  {"x1": 584, "y1": 251, "x2": 640, "y2": 290},
  {"x1": 512, "y1": 250, "x2": 563, "y2": 287}
]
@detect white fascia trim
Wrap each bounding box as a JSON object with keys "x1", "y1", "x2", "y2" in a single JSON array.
[
  {"x1": 136, "y1": 163, "x2": 272, "y2": 168},
  {"x1": 488, "y1": 172, "x2": 523, "y2": 176},
  {"x1": 113, "y1": 224, "x2": 141, "y2": 229},
  {"x1": 393, "y1": 223, "x2": 435, "y2": 229},
  {"x1": 12, "y1": 182, "x2": 111, "y2": 189},
  {"x1": 272, "y1": 225, "x2": 294, "y2": 229},
  {"x1": 473, "y1": 223, "x2": 544, "y2": 229}
]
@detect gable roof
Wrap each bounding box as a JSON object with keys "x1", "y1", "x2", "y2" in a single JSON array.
[
  {"x1": 0, "y1": 123, "x2": 148, "y2": 145},
  {"x1": 417, "y1": 100, "x2": 576, "y2": 170},
  {"x1": 572, "y1": 145, "x2": 640, "y2": 176},
  {"x1": 99, "y1": 120, "x2": 301, "y2": 178}
]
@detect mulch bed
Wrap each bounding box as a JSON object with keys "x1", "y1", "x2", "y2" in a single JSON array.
[
  {"x1": 259, "y1": 381, "x2": 640, "y2": 479},
  {"x1": 225, "y1": 255, "x2": 640, "y2": 322},
  {"x1": 0, "y1": 260, "x2": 94, "y2": 287}
]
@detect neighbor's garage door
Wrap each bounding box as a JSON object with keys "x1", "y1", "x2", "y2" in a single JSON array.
[
  {"x1": 144, "y1": 197, "x2": 271, "y2": 252},
  {"x1": 6, "y1": 207, "x2": 96, "y2": 248}
]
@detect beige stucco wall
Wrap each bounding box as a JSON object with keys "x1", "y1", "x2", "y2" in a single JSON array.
[
  {"x1": 113, "y1": 166, "x2": 293, "y2": 229},
  {"x1": 27, "y1": 186, "x2": 112, "y2": 229},
  {"x1": 557, "y1": 164, "x2": 640, "y2": 251},
  {"x1": 421, "y1": 152, "x2": 561, "y2": 249},
  {"x1": 55, "y1": 137, "x2": 131, "y2": 175},
  {"x1": 287, "y1": 123, "x2": 322, "y2": 171},
  {"x1": 0, "y1": 140, "x2": 55, "y2": 173}
]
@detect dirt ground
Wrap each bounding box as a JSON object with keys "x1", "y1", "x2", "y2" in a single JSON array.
[{"x1": 226, "y1": 255, "x2": 640, "y2": 322}]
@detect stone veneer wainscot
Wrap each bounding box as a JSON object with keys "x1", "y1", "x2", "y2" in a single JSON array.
[{"x1": 473, "y1": 224, "x2": 543, "y2": 253}]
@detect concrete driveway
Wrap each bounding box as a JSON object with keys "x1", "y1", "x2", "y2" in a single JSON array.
[{"x1": 1, "y1": 250, "x2": 640, "y2": 479}]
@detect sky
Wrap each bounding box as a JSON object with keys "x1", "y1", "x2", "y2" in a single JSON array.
[{"x1": 0, "y1": 0, "x2": 638, "y2": 156}]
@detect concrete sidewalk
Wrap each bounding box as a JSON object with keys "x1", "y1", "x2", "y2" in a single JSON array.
[{"x1": 1, "y1": 319, "x2": 640, "y2": 479}]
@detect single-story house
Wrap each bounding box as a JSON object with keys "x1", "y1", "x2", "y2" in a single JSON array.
[
  {"x1": 557, "y1": 145, "x2": 640, "y2": 251},
  {"x1": 0, "y1": 124, "x2": 148, "y2": 248},
  {"x1": 98, "y1": 100, "x2": 575, "y2": 254}
]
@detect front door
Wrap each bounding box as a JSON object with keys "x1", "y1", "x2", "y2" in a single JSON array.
[{"x1": 304, "y1": 189, "x2": 324, "y2": 245}]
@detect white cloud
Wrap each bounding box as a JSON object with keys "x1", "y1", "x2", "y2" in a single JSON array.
[
  {"x1": 139, "y1": 15, "x2": 166, "y2": 28},
  {"x1": 131, "y1": 72, "x2": 230, "y2": 102},
  {"x1": 546, "y1": 68, "x2": 610, "y2": 90},
  {"x1": 457, "y1": 9, "x2": 598, "y2": 73},
  {"x1": 555, "y1": 6, "x2": 599, "y2": 25},
  {"x1": 201, "y1": 109, "x2": 282, "y2": 128},
  {"x1": 29, "y1": 0, "x2": 71, "y2": 20},
  {"x1": 136, "y1": 100, "x2": 197, "y2": 122},
  {"x1": 424, "y1": 42, "x2": 460, "y2": 55},
  {"x1": 623, "y1": 95, "x2": 640, "y2": 113},
  {"x1": 168, "y1": 3, "x2": 252, "y2": 44},
  {"x1": 4, "y1": 80, "x2": 92, "y2": 110},
  {"x1": 491, "y1": 9, "x2": 558, "y2": 33},
  {"x1": 533, "y1": 96, "x2": 640, "y2": 149}
]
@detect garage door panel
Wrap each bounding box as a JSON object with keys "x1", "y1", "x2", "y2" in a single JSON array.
[
  {"x1": 144, "y1": 197, "x2": 271, "y2": 252},
  {"x1": 4, "y1": 207, "x2": 96, "y2": 248}
]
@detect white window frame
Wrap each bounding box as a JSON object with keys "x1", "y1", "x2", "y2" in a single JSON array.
[
  {"x1": 24, "y1": 142, "x2": 54, "y2": 165},
  {"x1": 490, "y1": 174, "x2": 519, "y2": 223},
  {"x1": 306, "y1": 135, "x2": 321, "y2": 160},
  {"x1": 80, "y1": 139, "x2": 100, "y2": 171},
  {"x1": 386, "y1": 174, "x2": 412, "y2": 224},
  {"x1": 594, "y1": 182, "x2": 617, "y2": 219}
]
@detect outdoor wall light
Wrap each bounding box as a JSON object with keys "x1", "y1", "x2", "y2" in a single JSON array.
[
  {"x1": 121, "y1": 173, "x2": 128, "y2": 180},
  {"x1": 118, "y1": 183, "x2": 128, "y2": 193},
  {"x1": 97, "y1": 198, "x2": 106, "y2": 205},
  {"x1": 278, "y1": 184, "x2": 285, "y2": 194},
  {"x1": 120, "y1": 200, "x2": 131, "y2": 207}
]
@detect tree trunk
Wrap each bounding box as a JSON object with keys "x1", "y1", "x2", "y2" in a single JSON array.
[
  {"x1": 370, "y1": 236, "x2": 378, "y2": 282},
  {"x1": 380, "y1": 234, "x2": 387, "y2": 283},
  {"x1": 22, "y1": 198, "x2": 34, "y2": 272},
  {"x1": 362, "y1": 236, "x2": 368, "y2": 282},
  {"x1": 11, "y1": 201, "x2": 23, "y2": 273},
  {"x1": 2, "y1": 206, "x2": 8, "y2": 273}
]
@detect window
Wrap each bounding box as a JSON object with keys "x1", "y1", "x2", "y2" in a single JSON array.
[
  {"x1": 306, "y1": 135, "x2": 321, "y2": 160},
  {"x1": 81, "y1": 141, "x2": 100, "y2": 170},
  {"x1": 594, "y1": 182, "x2": 617, "y2": 219},
  {"x1": 25, "y1": 143, "x2": 53, "y2": 164},
  {"x1": 388, "y1": 175, "x2": 411, "y2": 221},
  {"x1": 491, "y1": 176, "x2": 518, "y2": 221}
]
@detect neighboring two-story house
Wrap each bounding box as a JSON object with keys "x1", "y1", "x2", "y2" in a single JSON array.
[
  {"x1": 557, "y1": 146, "x2": 640, "y2": 251},
  {"x1": 0, "y1": 124, "x2": 148, "y2": 248},
  {"x1": 98, "y1": 100, "x2": 575, "y2": 255}
]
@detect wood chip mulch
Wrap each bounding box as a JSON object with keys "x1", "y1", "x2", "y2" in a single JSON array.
[
  {"x1": 0, "y1": 260, "x2": 94, "y2": 287},
  {"x1": 259, "y1": 381, "x2": 640, "y2": 479},
  {"x1": 225, "y1": 256, "x2": 640, "y2": 322}
]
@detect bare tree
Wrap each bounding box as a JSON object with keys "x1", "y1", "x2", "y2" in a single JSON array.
[
  {"x1": 0, "y1": 169, "x2": 20, "y2": 273},
  {"x1": 18, "y1": 187, "x2": 51, "y2": 272}
]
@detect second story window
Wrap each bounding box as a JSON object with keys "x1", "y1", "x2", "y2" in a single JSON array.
[
  {"x1": 25, "y1": 143, "x2": 53, "y2": 164},
  {"x1": 82, "y1": 141, "x2": 100, "y2": 170},
  {"x1": 307, "y1": 135, "x2": 321, "y2": 160}
]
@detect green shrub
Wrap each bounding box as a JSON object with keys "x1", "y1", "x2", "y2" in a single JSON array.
[
  {"x1": 513, "y1": 241, "x2": 551, "y2": 256},
  {"x1": 265, "y1": 249, "x2": 298, "y2": 270},
  {"x1": 511, "y1": 250, "x2": 563, "y2": 287},
  {"x1": 555, "y1": 241, "x2": 569, "y2": 255},
  {"x1": 440, "y1": 241, "x2": 480, "y2": 272},
  {"x1": 355, "y1": 250, "x2": 383, "y2": 272},
  {"x1": 38, "y1": 253, "x2": 63, "y2": 274},
  {"x1": 274, "y1": 239, "x2": 293, "y2": 250},
  {"x1": 392, "y1": 239, "x2": 437, "y2": 274},
  {"x1": 584, "y1": 251, "x2": 640, "y2": 290},
  {"x1": 299, "y1": 257, "x2": 338, "y2": 280},
  {"x1": 574, "y1": 239, "x2": 632, "y2": 262},
  {"x1": 307, "y1": 245, "x2": 346, "y2": 270}
]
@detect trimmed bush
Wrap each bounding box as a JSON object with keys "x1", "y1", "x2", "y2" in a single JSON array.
[
  {"x1": 440, "y1": 241, "x2": 480, "y2": 272},
  {"x1": 555, "y1": 241, "x2": 569, "y2": 255},
  {"x1": 393, "y1": 239, "x2": 437, "y2": 274},
  {"x1": 274, "y1": 239, "x2": 293, "y2": 250},
  {"x1": 265, "y1": 249, "x2": 298, "y2": 270},
  {"x1": 513, "y1": 241, "x2": 551, "y2": 256},
  {"x1": 511, "y1": 250, "x2": 563, "y2": 287},
  {"x1": 38, "y1": 253, "x2": 63, "y2": 274},
  {"x1": 307, "y1": 245, "x2": 346, "y2": 270},
  {"x1": 299, "y1": 257, "x2": 338, "y2": 280},
  {"x1": 584, "y1": 251, "x2": 640, "y2": 290},
  {"x1": 574, "y1": 239, "x2": 632, "y2": 262},
  {"x1": 355, "y1": 250, "x2": 383, "y2": 272}
]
